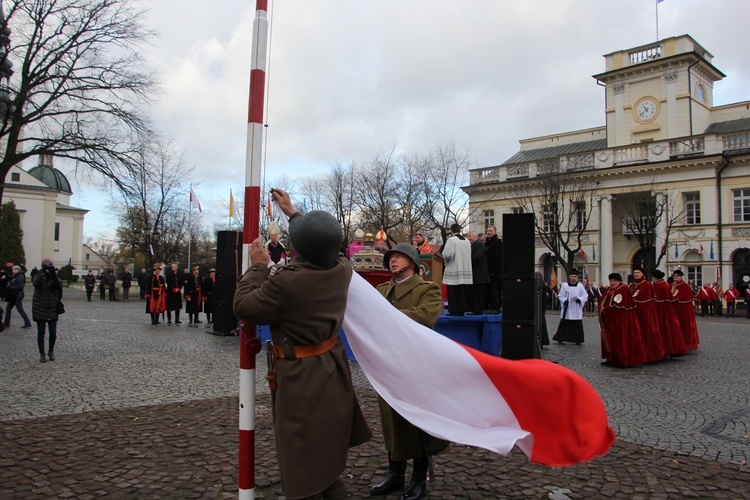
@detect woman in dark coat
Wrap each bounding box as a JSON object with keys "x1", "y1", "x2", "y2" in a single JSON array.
[{"x1": 32, "y1": 258, "x2": 62, "y2": 363}]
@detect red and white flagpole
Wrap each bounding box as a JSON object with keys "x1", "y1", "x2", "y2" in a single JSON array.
[{"x1": 240, "y1": 1, "x2": 269, "y2": 498}]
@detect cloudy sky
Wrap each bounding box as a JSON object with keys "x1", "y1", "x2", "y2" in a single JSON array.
[{"x1": 65, "y1": 0, "x2": 750, "y2": 239}]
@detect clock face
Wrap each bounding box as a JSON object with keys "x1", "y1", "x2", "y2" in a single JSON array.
[{"x1": 634, "y1": 97, "x2": 658, "y2": 123}]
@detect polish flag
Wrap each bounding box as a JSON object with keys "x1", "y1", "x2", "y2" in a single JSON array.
[
  {"x1": 343, "y1": 273, "x2": 614, "y2": 466},
  {"x1": 190, "y1": 188, "x2": 202, "y2": 213}
]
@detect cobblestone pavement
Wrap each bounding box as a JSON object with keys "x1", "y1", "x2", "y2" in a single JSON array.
[{"x1": 1, "y1": 289, "x2": 748, "y2": 498}]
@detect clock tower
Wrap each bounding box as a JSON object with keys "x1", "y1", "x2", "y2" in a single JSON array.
[{"x1": 593, "y1": 35, "x2": 725, "y2": 148}]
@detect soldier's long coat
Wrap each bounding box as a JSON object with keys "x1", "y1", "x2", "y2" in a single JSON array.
[{"x1": 233, "y1": 255, "x2": 371, "y2": 499}]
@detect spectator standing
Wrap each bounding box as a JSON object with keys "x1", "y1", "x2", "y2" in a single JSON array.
[
  {"x1": 83, "y1": 270, "x2": 96, "y2": 301},
  {"x1": 441, "y1": 224, "x2": 475, "y2": 316},
  {"x1": 97, "y1": 267, "x2": 107, "y2": 300},
  {"x1": 712, "y1": 282, "x2": 722, "y2": 317},
  {"x1": 484, "y1": 225, "x2": 504, "y2": 312},
  {"x1": 370, "y1": 244, "x2": 447, "y2": 499},
  {"x1": 233, "y1": 188, "x2": 371, "y2": 499},
  {"x1": 696, "y1": 283, "x2": 711, "y2": 317},
  {"x1": 165, "y1": 263, "x2": 184, "y2": 325},
  {"x1": 3, "y1": 265, "x2": 32, "y2": 329},
  {"x1": 137, "y1": 267, "x2": 149, "y2": 300},
  {"x1": 203, "y1": 268, "x2": 216, "y2": 325},
  {"x1": 723, "y1": 283, "x2": 739, "y2": 318},
  {"x1": 32, "y1": 258, "x2": 62, "y2": 363},
  {"x1": 466, "y1": 231, "x2": 490, "y2": 313},
  {"x1": 184, "y1": 266, "x2": 203, "y2": 326},
  {"x1": 107, "y1": 271, "x2": 117, "y2": 301},
  {"x1": 119, "y1": 268, "x2": 133, "y2": 300}
]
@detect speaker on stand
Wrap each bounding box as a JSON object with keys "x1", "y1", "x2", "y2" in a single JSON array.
[
  {"x1": 211, "y1": 231, "x2": 243, "y2": 336},
  {"x1": 501, "y1": 214, "x2": 542, "y2": 360}
]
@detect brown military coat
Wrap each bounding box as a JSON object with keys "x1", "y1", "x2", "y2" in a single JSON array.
[
  {"x1": 233, "y1": 255, "x2": 371, "y2": 499},
  {"x1": 376, "y1": 273, "x2": 445, "y2": 461}
]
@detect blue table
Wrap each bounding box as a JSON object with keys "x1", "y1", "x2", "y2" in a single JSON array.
[{"x1": 258, "y1": 312, "x2": 503, "y2": 360}]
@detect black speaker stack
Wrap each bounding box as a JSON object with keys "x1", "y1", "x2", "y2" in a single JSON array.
[
  {"x1": 211, "y1": 230, "x2": 243, "y2": 336},
  {"x1": 501, "y1": 214, "x2": 542, "y2": 360}
]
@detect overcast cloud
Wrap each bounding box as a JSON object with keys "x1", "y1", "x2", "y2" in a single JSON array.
[{"x1": 64, "y1": 0, "x2": 750, "y2": 237}]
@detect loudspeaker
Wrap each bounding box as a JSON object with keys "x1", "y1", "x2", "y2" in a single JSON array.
[
  {"x1": 216, "y1": 231, "x2": 243, "y2": 275},
  {"x1": 502, "y1": 277, "x2": 536, "y2": 322},
  {"x1": 212, "y1": 231, "x2": 243, "y2": 336},
  {"x1": 501, "y1": 322, "x2": 540, "y2": 360},
  {"x1": 502, "y1": 213, "x2": 535, "y2": 276}
]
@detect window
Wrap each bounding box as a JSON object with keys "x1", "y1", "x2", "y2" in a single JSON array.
[
  {"x1": 54, "y1": 223, "x2": 60, "y2": 241},
  {"x1": 685, "y1": 192, "x2": 701, "y2": 225},
  {"x1": 687, "y1": 266, "x2": 702, "y2": 287},
  {"x1": 11, "y1": 172, "x2": 20, "y2": 182},
  {"x1": 574, "y1": 202, "x2": 586, "y2": 231},
  {"x1": 733, "y1": 189, "x2": 750, "y2": 222},
  {"x1": 511, "y1": 207, "x2": 524, "y2": 214},
  {"x1": 85, "y1": 253, "x2": 90, "y2": 261},
  {"x1": 543, "y1": 203, "x2": 557, "y2": 233},
  {"x1": 483, "y1": 209, "x2": 494, "y2": 233}
]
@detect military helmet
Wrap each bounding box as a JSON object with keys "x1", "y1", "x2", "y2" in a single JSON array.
[
  {"x1": 288, "y1": 211, "x2": 343, "y2": 268},
  {"x1": 383, "y1": 243, "x2": 421, "y2": 273}
]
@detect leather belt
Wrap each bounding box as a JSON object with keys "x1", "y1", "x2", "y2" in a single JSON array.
[{"x1": 271, "y1": 334, "x2": 339, "y2": 359}]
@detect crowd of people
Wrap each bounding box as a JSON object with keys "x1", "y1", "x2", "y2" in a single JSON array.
[{"x1": 145, "y1": 264, "x2": 216, "y2": 327}]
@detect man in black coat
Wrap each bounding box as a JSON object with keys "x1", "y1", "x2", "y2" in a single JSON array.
[
  {"x1": 484, "y1": 225, "x2": 504, "y2": 312},
  {"x1": 165, "y1": 262, "x2": 184, "y2": 325},
  {"x1": 137, "y1": 267, "x2": 149, "y2": 300},
  {"x1": 467, "y1": 231, "x2": 491, "y2": 313}
]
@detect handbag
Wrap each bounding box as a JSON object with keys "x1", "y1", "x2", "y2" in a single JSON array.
[{"x1": 57, "y1": 301, "x2": 66, "y2": 314}]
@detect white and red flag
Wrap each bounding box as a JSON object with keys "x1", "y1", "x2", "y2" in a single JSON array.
[
  {"x1": 343, "y1": 273, "x2": 615, "y2": 466},
  {"x1": 190, "y1": 188, "x2": 202, "y2": 213}
]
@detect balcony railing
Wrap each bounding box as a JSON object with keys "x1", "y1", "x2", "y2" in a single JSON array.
[
  {"x1": 629, "y1": 45, "x2": 662, "y2": 65},
  {"x1": 670, "y1": 137, "x2": 705, "y2": 156},
  {"x1": 723, "y1": 132, "x2": 750, "y2": 151},
  {"x1": 622, "y1": 217, "x2": 654, "y2": 236}
]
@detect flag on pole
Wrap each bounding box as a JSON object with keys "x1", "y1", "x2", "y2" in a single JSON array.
[
  {"x1": 579, "y1": 249, "x2": 587, "y2": 260},
  {"x1": 190, "y1": 188, "x2": 202, "y2": 213},
  {"x1": 710, "y1": 240, "x2": 715, "y2": 260},
  {"x1": 674, "y1": 245, "x2": 679, "y2": 259},
  {"x1": 343, "y1": 273, "x2": 615, "y2": 466},
  {"x1": 549, "y1": 268, "x2": 558, "y2": 289},
  {"x1": 148, "y1": 244, "x2": 154, "y2": 256},
  {"x1": 699, "y1": 244, "x2": 704, "y2": 256},
  {"x1": 592, "y1": 245, "x2": 596, "y2": 262},
  {"x1": 229, "y1": 190, "x2": 235, "y2": 218}
]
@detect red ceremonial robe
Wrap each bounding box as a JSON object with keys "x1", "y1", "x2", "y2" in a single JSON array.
[
  {"x1": 599, "y1": 283, "x2": 647, "y2": 367},
  {"x1": 671, "y1": 281, "x2": 700, "y2": 350},
  {"x1": 652, "y1": 280, "x2": 688, "y2": 356},
  {"x1": 630, "y1": 278, "x2": 666, "y2": 362},
  {"x1": 148, "y1": 275, "x2": 167, "y2": 314}
]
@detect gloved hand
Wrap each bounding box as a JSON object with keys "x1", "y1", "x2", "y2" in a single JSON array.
[{"x1": 574, "y1": 298, "x2": 581, "y2": 304}]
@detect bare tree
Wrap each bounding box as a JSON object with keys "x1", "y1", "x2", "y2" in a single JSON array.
[
  {"x1": 420, "y1": 142, "x2": 473, "y2": 245},
  {"x1": 511, "y1": 161, "x2": 599, "y2": 273},
  {"x1": 113, "y1": 134, "x2": 194, "y2": 269},
  {"x1": 301, "y1": 161, "x2": 357, "y2": 244},
  {"x1": 616, "y1": 189, "x2": 684, "y2": 272},
  {"x1": 0, "y1": 0, "x2": 157, "y2": 203}
]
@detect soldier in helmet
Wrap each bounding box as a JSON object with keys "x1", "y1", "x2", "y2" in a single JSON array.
[
  {"x1": 369, "y1": 243, "x2": 446, "y2": 499},
  {"x1": 233, "y1": 188, "x2": 371, "y2": 499}
]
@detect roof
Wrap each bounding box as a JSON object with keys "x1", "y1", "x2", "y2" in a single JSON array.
[
  {"x1": 704, "y1": 117, "x2": 750, "y2": 135},
  {"x1": 501, "y1": 139, "x2": 608, "y2": 165},
  {"x1": 27, "y1": 165, "x2": 72, "y2": 194}
]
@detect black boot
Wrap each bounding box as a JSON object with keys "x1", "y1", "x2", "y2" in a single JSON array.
[
  {"x1": 370, "y1": 454, "x2": 405, "y2": 495},
  {"x1": 48, "y1": 350, "x2": 55, "y2": 361},
  {"x1": 401, "y1": 456, "x2": 428, "y2": 500}
]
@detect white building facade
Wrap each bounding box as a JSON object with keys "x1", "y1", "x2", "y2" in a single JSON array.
[{"x1": 466, "y1": 35, "x2": 750, "y2": 293}]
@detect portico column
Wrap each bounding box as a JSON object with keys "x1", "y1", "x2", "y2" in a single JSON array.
[
  {"x1": 652, "y1": 190, "x2": 668, "y2": 274},
  {"x1": 599, "y1": 195, "x2": 614, "y2": 279}
]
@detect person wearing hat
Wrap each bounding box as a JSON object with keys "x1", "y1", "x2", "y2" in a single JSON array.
[
  {"x1": 146, "y1": 264, "x2": 167, "y2": 325},
  {"x1": 552, "y1": 268, "x2": 588, "y2": 345},
  {"x1": 346, "y1": 228, "x2": 366, "y2": 259},
  {"x1": 202, "y1": 268, "x2": 216, "y2": 325},
  {"x1": 3, "y1": 265, "x2": 33, "y2": 329},
  {"x1": 184, "y1": 266, "x2": 203, "y2": 326},
  {"x1": 650, "y1": 269, "x2": 688, "y2": 357},
  {"x1": 599, "y1": 273, "x2": 647, "y2": 367},
  {"x1": 629, "y1": 266, "x2": 666, "y2": 363},
  {"x1": 165, "y1": 262, "x2": 184, "y2": 325},
  {"x1": 32, "y1": 258, "x2": 63, "y2": 362},
  {"x1": 370, "y1": 243, "x2": 446, "y2": 499},
  {"x1": 412, "y1": 231, "x2": 432, "y2": 255},
  {"x1": 671, "y1": 269, "x2": 700, "y2": 350},
  {"x1": 234, "y1": 188, "x2": 371, "y2": 500}
]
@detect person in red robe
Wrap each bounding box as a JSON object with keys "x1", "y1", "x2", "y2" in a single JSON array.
[
  {"x1": 629, "y1": 266, "x2": 666, "y2": 363},
  {"x1": 650, "y1": 269, "x2": 688, "y2": 357},
  {"x1": 671, "y1": 269, "x2": 700, "y2": 351},
  {"x1": 599, "y1": 273, "x2": 647, "y2": 368},
  {"x1": 146, "y1": 264, "x2": 167, "y2": 325}
]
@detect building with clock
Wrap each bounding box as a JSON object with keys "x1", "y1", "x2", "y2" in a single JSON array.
[{"x1": 465, "y1": 35, "x2": 750, "y2": 294}]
